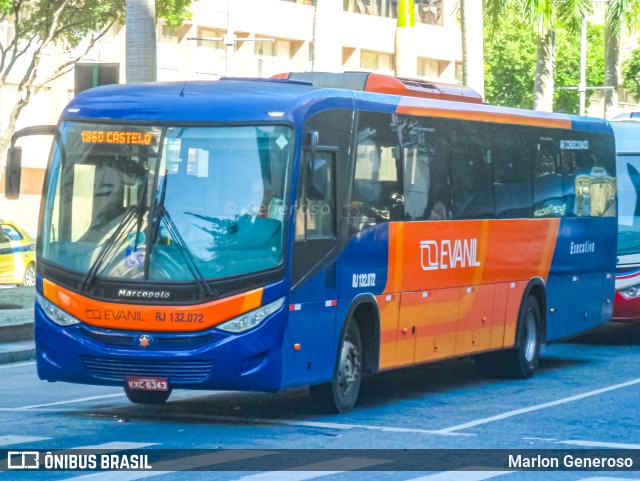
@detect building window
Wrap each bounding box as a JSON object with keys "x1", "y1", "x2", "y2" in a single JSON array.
[
  {"x1": 256, "y1": 38, "x2": 291, "y2": 77},
  {"x1": 418, "y1": 58, "x2": 448, "y2": 80},
  {"x1": 345, "y1": 0, "x2": 443, "y2": 25},
  {"x1": 158, "y1": 24, "x2": 179, "y2": 44},
  {"x1": 360, "y1": 50, "x2": 393, "y2": 74},
  {"x1": 455, "y1": 62, "x2": 463, "y2": 83}
]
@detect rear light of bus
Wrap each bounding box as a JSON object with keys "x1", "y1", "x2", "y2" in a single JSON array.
[
  {"x1": 36, "y1": 294, "x2": 81, "y2": 326},
  {"x1": 216, "y1": 298, "x2": 285, "y2": 333}
]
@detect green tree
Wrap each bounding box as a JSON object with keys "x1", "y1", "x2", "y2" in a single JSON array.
[
  {"x1": 484, "y1": 5, "x2": 605, "y2": 115},
  {"x1": 0, "y1": 0, "x2": 191, "y2": 159},
  {"x1": 603, "y1": 0, "x2": 640, "y2": 117},
  {"x1": 484, "y1": 0, "x2": 592, "y2": 112},
  {"x1": 622, "y1": 42, "x2": 640, "y2": 101},
  {"x1": 554, "y1": 23, "x2": 605, "y2": 114}
]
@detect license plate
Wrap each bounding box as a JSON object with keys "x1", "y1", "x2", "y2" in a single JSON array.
[{"x1": 126, "y1": 376, "x2": 169, "y2": 391}]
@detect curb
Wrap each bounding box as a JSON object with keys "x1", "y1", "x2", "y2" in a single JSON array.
[
  {"x1": 0, "y1": 342, "x2": 35, "y2": 364},
  {"x1": 0, "y1": 318, "x2": 34, "y2": 342}
]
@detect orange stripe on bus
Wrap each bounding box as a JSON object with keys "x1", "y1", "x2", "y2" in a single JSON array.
[
  {"x1": 42, "y1": 279, "x2": 263, "y2": 332},
  {"x1": 396, "y1": 101, "x2": 573, "y2": 130}
]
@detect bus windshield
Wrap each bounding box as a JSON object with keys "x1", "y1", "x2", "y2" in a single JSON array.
[
  {"x1": 40, "y1": 122, "x2": 292, "y2": 283},
  {"x1": 617, "y1": 154, "x2": 640, "y2": 256}
]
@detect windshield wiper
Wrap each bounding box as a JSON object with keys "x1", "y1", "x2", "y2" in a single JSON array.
[
  {"x1": 79, "y1": 206, "x2": 138, "y2": 292},
  {"x1": 79, "y1": 167, "x2": 151, "y2": 292},
  {"x1": 147, "y1": 172, "x2": 215, "y2": 298}
]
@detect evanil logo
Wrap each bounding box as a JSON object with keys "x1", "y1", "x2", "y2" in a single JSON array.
[{"x1": 420, "y1": 238, "x2": 481, "y2": 271}]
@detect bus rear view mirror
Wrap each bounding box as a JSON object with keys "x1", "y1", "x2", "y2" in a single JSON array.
[
  {"x1": 307, "y1": 157, "x2": 328, "y2": 200},
  {"x1": 5, "y1": 146, "x2": 22, "y2": 200}
]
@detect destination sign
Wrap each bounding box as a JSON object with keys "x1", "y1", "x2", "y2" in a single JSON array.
[{"x1": 81, "y1": 130, "x2": 153, "y2": 145}]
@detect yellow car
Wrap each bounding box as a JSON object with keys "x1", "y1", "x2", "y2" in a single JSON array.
[{"x1": 0, "y1": 220, "x2": 36, "y2": 286}]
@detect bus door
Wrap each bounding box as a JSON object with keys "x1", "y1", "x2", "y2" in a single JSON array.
[{"x1": 285, "y1": 110, "x2": 352, "y2": 386}]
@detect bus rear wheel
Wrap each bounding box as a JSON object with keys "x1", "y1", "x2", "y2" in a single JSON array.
[
  {"x1": 476, "y1": 295, "x2": 542, "y2": 379},
  {"x1": 124, "y1": 385, "x2": 172, "y2": 405},
  {"x1": 309, "y1": 321, "x2": 362, "y2": 413}
]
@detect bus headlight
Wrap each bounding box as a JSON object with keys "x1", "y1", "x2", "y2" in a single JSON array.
[
  {"x1": 619, "y1": 285, "x2": 640, "y2": 299},
  {"x1": 36, "y1": 294, "x2": 81, "y2": 326},
  {"x1": 216, "y1": 298, "x2": 285, "y2": 333}
]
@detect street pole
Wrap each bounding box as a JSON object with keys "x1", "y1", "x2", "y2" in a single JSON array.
[
  {"x1": 579, "y1": 15, "x2": 587, "y2": 116},
  {"x1": 224, "y1": 0, "x2": 234, "y2": 76}
]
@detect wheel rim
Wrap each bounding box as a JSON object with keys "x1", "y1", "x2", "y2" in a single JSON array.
[
  {"x1": 523, "y1": 310, "x2": 538, "y2": 363},
  {"x1": 337, "y1": 338, "x2": 361, "y2": 398},
  {"x1": 24, "y1": 267, "x2": 35, "y2": 287}
]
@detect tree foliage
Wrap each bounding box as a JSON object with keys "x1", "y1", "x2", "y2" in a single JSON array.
[
  {"x1": 484, "y1": 5, "x2": 605, "y2": 114},
  {"x1": 622, "y1": 43, "x2": 640, "y2": 102},
  {"x1": 0, "y1": 0, "x2": 192, "y2": 157}
]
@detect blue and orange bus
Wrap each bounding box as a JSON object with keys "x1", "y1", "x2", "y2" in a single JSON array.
[
  {"x1": 611, "y1": 118, "x2": 640, "y2": 321},
  {"x1": 5, "y1": 72, "x2": 617, "y2": 412}
]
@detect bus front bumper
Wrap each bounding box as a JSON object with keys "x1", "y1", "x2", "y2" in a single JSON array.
[{"x1": 34, "y1": 303, "x2": 286, "y2": 392}]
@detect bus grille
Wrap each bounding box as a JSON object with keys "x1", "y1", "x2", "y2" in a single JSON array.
[
  {"x1": 81, "y1": 355, "x2": 214, "y2": 383},
  {"x1": 77, "y1": 328, "x2": 223, "y2": 350}
]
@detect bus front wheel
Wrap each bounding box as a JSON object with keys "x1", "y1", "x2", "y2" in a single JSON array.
[
  {"x1": 124, "y1": 385, "x2": 172, "y2": 405},
  {"x1": 476, "y1": 295, "x2": 542, "y2": 379},
  {"x1": 309, "y1": 321, "x2": 362, "y2": 413}
]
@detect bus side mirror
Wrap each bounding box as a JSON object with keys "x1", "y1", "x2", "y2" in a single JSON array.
[
  {"x1": 307, "y1": 156, "x2": 328, "y2": 201},
  {"x1": 5, "y1": 146, "x2": 22, "y2": 200}
]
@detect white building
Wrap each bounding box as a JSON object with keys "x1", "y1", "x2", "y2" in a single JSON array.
[{"x1": 0, "y1": 0, "x2": 464, "y2": 233}]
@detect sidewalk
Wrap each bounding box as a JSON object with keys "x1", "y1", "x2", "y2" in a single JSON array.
[{"x1": 0, "y1": 288, "x2": 36, "y2": 365}]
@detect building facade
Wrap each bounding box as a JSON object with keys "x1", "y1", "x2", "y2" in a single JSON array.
[{"x1": 0, "y1": 0, "x2": 465, "y2": 234}]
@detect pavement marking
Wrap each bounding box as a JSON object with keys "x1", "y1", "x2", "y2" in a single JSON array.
[
  {"x1": 580, "y1": 478, "x2": 640, "y2": 481},
  {"x1": 406, "y1": 471, "x2": 513, "y2": 481},
  {"x1": 0, "y1": 435, "x2": 50, "y2": 446},
  {"x1": 0, "y1": 361, "x2": 36, "y2": 369},
  {"x1": 116, "y1": 411, "x2": 474, "y2": 436},
  {"x1": 233, "y1": 457, "x2": 390, "y2": 481},
  {"x1": 557, "y1": 440, "x2": 640, "y2": 449},
  {"x1": 62, "y1": 450, "x2": 275, "y2": 480},
  {"x1": 74, "y1": 442, "x2": 160, "y2": 450},
  {"x1": 15, "y1": 393, "x2": 125, "y2": 410},
  {"x1": 435, "y1": 377, "x2": 640, "y2": 433}
]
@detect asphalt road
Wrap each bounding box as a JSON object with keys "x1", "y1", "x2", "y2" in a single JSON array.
[{"x1": 1, "y1": 321, "x2": 639, "y2": 480}]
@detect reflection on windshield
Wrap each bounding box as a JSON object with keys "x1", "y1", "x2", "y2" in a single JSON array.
[
  {"x1": 41, "y1": 122, "x2": 292, "y2": 284},
  {"x1": 617, "y1": 155, "x2": 640, "y2": 256}
]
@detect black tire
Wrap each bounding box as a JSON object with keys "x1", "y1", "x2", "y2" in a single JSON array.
[
  {"x1": 22, "y1": 263, "x2": 36, "y2": 287},
  {"x1": 476, "y1": 295, "x2": 542, "y2": 379},
  {"x1": 124, "y1": 385, "x2": 172, "y2": 405},
  {"x1": 309, "y1": 321, "x2": 362, "y2": 413}
]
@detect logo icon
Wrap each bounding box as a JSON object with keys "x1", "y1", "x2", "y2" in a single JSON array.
[
  {"x1": 138, "y1": 335, "x2": 153, "y2": 348},
  {"x1": 7, "y1": 451, "x2": 40, "y2": 469}
]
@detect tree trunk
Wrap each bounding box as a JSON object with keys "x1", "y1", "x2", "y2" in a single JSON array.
[
  {"x1": 395, "y1": 0, "x2": 416, "y2": 77},
  {"x1": 533, "y1": 30, "x2": 555, "y2": 112},
  {"x1": 126, "y1": 0, "x2": 157, "y2": 83},
  {"x1": 604, "y1": 25, "x2": 620, "y2": 119},
  {"x1": 312, "y1": 0, "x2": 342, "y2": 72},
  {"x1": 461, "y1": 0, "x2": 484, "y2": 98}
]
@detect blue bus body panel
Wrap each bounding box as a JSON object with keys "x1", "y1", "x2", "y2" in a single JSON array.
[{"x1": 545, "y1": 217, "x2": 616, "y2": 341}]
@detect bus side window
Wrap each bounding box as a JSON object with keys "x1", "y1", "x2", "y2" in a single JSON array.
[
  {"x1": 449, "y1": 123, "x2": 494, "y2": 219},
  {"x1": 493, "y1": 126, "x2": 533, "y2": 218},
  {"x1": 350, "y1": 111, "x2": 403, "y2": 233},
  {"x1": 396, "y1": 117, "x2": 449, "y2": 221},
  {"x1": 296, "y1": 150, "x2": 335, "y2": 240},
  {"x1": 533, "y1": 137, "x2": 564, "y2": 218}
]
